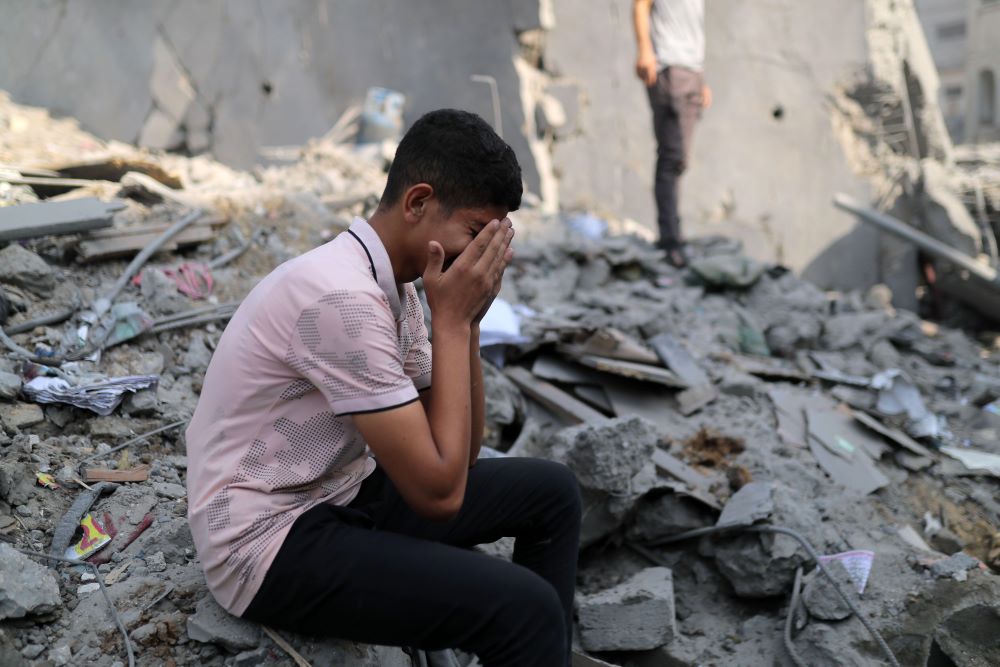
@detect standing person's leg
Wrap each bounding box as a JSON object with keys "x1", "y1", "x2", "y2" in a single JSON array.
[
  {"x1": 242, "y1": 501, "x2": 568, "y2": 667},
  {"x1": 671, "y1": 67, "x2": 704, "y2": 185},
  {"x1": 648, "y1": 67, "x2": 685, "y2": 257},
  {"x1": 361, "y1": 457, "x2": 582, "y2": 665}
]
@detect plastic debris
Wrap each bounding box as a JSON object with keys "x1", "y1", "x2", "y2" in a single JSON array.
[
  {"x1": 65, "y1": 513, "x2": 113, "y2": 561},
  {"x1": 35, "y1": 472, "x2": 59, "y2": 489}
]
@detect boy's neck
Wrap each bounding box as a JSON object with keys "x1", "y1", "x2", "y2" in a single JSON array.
[{"x1": 367, "y1": 209, "x2": 415, "y2": 285}]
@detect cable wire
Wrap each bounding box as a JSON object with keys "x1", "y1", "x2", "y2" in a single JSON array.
[{"x1": 636, "y1": 522, "x2": 901, "y2": 667}]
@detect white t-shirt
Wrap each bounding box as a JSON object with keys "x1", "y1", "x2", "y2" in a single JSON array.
[{"x1": 650, "y1": 0, "x2": 705, "y2": 72}]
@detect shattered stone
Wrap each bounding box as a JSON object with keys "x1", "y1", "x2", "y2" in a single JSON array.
[
  {"x1": 548, "y1": 416, "x2": 658, "y2": 494},
  {"x1": 929, "y1": 553, "x2": 981, "y2": 581},
  {"x1": 0, "y1": 371, "x2": 21, "y2": 402},
  {"x1": 0, "y1": 461, "x2": 35, "y2": 506},
  {"x1": 146, "y1": 551, "x2": 167, "y2": 573},
  {"x1": 712, "y1": 484, "x2": 817, "y2": 598},
  {"x1": 48, "y1": 644, "x2": 72, "y2": 666},
  {"x1": 0, "y1": 244, "x2": 55, "y2": 297},
  {"x1": 0, "y1": 543, "x2": 62, "y2": 620},
  {"x1": 0, "y1": 402, "x2": 44, "y2": 430},
  {"x1": 577, "y1": 567, "x2": 676, "y2": 652},
  {"x1": 627, "y1": 492, "x2": 715, "y2": 542},
  {"x1": 20, "y1": 644, "x2": 44, "y2": 660},
  {"x1": 186, "y1": 595, "x2": 261, "y2": 652},
  {"x1": 153, "y1": 481, "x2": 187, "y2": 499},
  {"x1": 801, "y1": 560, "x2": 857, "y2": 621}
]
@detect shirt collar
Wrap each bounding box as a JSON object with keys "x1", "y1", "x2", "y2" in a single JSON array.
[{"x1": 347, "y1": 217, "x2": 404, "y2": 321}]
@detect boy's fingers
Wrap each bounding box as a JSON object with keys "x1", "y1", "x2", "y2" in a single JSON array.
[
  {"x1": 458, "y1": 219, "x2": 501, "y2": 267},
  {"x1": 479, "y1": 220, "x2": 513, "y2": 273}
]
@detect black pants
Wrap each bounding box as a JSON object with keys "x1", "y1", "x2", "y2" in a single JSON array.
[
  {"x1": 243, "y1": 457, "x2": 582, "y2": 667},
  {"x1": 647, "y1": 65, "x2": 704, "y2": 249}
]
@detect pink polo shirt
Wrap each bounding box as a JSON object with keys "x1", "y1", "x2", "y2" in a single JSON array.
[{"x1": 186, "y1": 218, "x2": 432, "y2": 616}]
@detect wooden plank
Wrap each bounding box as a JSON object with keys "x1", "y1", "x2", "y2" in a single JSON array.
[
  {"x1": 76, "y1": 225, "x2": 216, "y2": 262},
  {"x1": 82, "y1": 214, "x2": 226, "y2": 240},
  {"x1": 49, "y1": 157, "x2": 182, "y2": 189},
  {"x1": 0, "y1": 197, "x2": 124, "y2": 242},
  {"x1": 83, "y1": 465, "x2": 150, "y2": 483},
  {"x1": 0, "y1": 174, "x2": 110, "y2": 189},
  {"x1": 562, "y1": 328, "x2": 660, "y2": 364},
  {"x1": 504, "y1": 366, "x2": 607, "y2": 425},
  {"x1": 570, "y1": 353, "x2": 686, "y2": 388}
]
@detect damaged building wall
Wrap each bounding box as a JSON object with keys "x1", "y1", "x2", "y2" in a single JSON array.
[
  {"x1": 0, "y1": 0, "x2": 973, "y2": 299},
  {"x1": 542, "y1": 0, "x2": 962, "y2": 294},
  {"x1": 0, "y1": 0, "x2": 546, "y2": 197},
  {"x1": 964, "y1": 0, "x2": 1000, "y2": 144}
]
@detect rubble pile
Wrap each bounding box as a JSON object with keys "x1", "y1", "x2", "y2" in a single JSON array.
[{"x1": 2, "y1": 94, "x2": 1000, "y2": 667}]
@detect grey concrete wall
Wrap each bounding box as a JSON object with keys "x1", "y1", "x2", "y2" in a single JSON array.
[
  {"x1": 1, "y1": 0, "x2": 953, "y2": 296},
  {"x1": 0, "y1": 0, "x2": 544, "y2": 193},
  {"x1": 965, "y1": 0, "x2": 1000, "y2": 143}
]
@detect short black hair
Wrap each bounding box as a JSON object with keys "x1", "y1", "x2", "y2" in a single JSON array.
[{"x1": 380, "y1": 109, "x2": 522, "y2": 213}]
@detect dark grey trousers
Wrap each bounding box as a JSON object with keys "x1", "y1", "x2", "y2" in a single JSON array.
[
  {"x1": 647, "y1": 65, "x2": 704, "y2": 249},
  {"x1": 243, "y1": 457, "x2": 582, "y2": 667}
]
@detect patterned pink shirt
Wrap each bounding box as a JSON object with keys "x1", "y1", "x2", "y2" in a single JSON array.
[{"x1": 186, "y1": 218, "x2": 433, "y2": 615}]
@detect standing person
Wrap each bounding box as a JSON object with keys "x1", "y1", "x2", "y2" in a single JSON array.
[
  {"x1": 633, "y1": 0, "x2": 709, "y2": 268},
  {"x1": 185, "y1": 109, "x2": 581, "y2": 667}
]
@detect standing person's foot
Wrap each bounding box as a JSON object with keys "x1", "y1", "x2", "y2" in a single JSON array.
[{"x1": 660, "y1": 241, "x2": 688, "y2": 268}]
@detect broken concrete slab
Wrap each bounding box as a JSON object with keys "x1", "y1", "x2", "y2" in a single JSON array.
[
  {"x1": 716, "y1": 481, "x2": 774, "y2": 528},
  {"x1": 186, "y1": 595, "x2": 261, "y2": 652},
  {"x1": 805, "y1": 408, "x2": 890, "y2": 496},
  {"x1": 0, "y1": 543, "x2": 61, "y2": 620},
  {"x1": 577, "y1": 567, "x2": 676, "y2": 652},
  {"x1": 0, "y1": 197, "x2": 123, "y2": 242}
]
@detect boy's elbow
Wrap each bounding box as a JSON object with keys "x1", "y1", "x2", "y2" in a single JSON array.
[{"x1": 413, "y1": 490, "x2": 464, "y2": 521}]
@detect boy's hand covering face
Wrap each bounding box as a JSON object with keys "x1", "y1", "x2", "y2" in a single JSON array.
[{"x1": 422, "y1": 218, "x2": 514, "y2": 330}]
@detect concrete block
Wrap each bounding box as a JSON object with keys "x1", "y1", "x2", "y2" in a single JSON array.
[{"x1": 577, "y1": 567, "x2": 676, "y2": 651}]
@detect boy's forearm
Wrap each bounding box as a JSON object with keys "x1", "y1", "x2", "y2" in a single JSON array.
[
  {"x1": 427, "y1": 323, "x2": 473, "y2": 473},
  {"x1": 469, "y1": 324, "x2": 484, "y2": 465}
]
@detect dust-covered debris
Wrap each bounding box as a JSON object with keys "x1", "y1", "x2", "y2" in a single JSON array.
[{"x1": 1, "y1": 73, "x2": 1000, "y2": 667}]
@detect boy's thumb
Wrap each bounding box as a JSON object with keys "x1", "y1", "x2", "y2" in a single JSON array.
[{"x1": 424, "y1": 241, "x2": 444, "y2": 277}]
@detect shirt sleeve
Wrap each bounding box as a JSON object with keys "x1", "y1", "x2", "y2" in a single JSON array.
[
  {"x1": 402, "y1": 284, "x2": 433, "y2": 391},
  {"x1": 284, "y1": 288, "x2": 418, "y2": 415}
]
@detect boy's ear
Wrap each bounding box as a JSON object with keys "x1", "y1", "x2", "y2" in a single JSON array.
[{"x1": 403, "y1": 183, "x2": 434, "y2": 223}]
